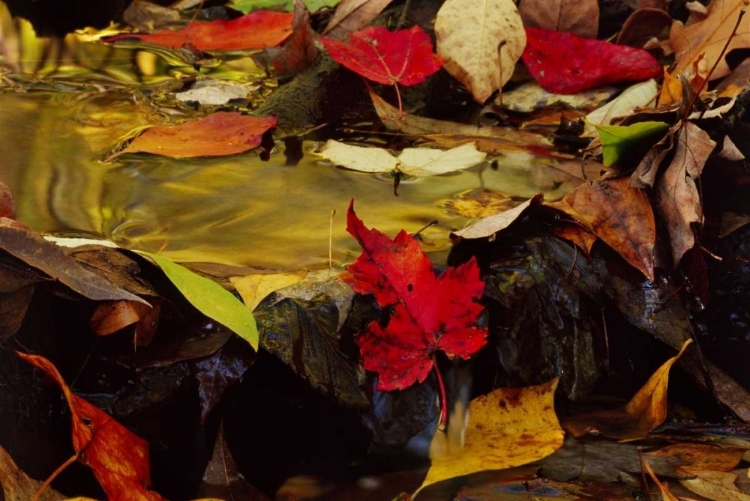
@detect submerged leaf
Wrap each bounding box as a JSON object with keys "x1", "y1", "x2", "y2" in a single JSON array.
[{"x1": 137, "y1": 251, "x2": 259, "y2": 350}]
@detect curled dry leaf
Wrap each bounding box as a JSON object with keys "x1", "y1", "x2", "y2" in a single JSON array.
[
  {"x1": 670, "y1": 0, "x2": 750, "y2": 81},
  {"x1": 111, "y1": 112, "x2": 277, "y2": 160},
  {"x1": 104, "y1": 11, "x2": 294, "y2": 51},
  {"x1": 518, "y1": 0, "x2": 599, "y2": 38},
  {"x1": 550, "y1": 177, "x2": 656, "y2": 280},
  {"x1": 655, "y1": 122, "x2": 716, "y2": 266},
  {"x1": 16, "y1": 352, "x2": 165, "y2": 501},
  {"x1": 323, "y1": 0, "x2": 395, "y2": 41},
  {"x1": 90, "y1": 300, "x2": 153, "y2": 336},
  {"x1": 436, "y1": 0, "x2": 526, "y2": 104},
  {"x1": 320, "y1": 25, "x2": 442, "y2": 86},
  {"x1": 523, "y1": 27, "x2": 662, "y2": 94}
]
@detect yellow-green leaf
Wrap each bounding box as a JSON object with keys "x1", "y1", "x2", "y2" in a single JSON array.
[
  {"x1": 590, "y1": 121, "x2": 669, "y2": 167},
  {"x1": 137, "y1": 251, "x2": 258, "y2": 350}
]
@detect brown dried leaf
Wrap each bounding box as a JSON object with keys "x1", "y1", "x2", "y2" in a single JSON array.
[
  {"x1": 630, "y1": 122, "x2": 680, "y2": 189},
  {"x1": 90, "y1": 300, "x2": 153, "y2": 336},
  {"x1": 323, "y1": 0, "x2": 395, "y2": 41},
  {"x1": 617, "y1": 8, "x2": 672, "y2": 48},
  {"x1": 0, "y1": 285, "x2": 33, "y2": 341},
  {"x1": 519, "y1": 0, "x2": 599, "y2": 38},
  {"x1": 552, "y1": 223, "x2": 598, "y2": 255},
  {"x1": 648, "y1": 444, "x2": 743, "y2": 473},
  {"x1": 0, "y1": 182, "x2": 14, "y2": 219},
  {"x1": 551, "y1": 177, "x2": 656, "y2": 280},
  {"x1": 436, "y1": 0, "x2": 526, "y2": 103},
  {"x1": 655, "y1": 121, "x2": 716, "y2": 266}
]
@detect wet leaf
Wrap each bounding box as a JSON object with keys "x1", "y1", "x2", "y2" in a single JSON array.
[
  {"x1": 552, "y1": 223, "x2": 598, "y2": 255},
  {"x1": 589, "y1": 121, "x2": 670, "y2": 167},
  {"x1": 563, "y1": 339, "x2": 692, "y2": 440},
  {"x1": 347, "y1": 201, "x2": 487, "y2": 390},
  {"x1": 443, "y1": 189, "x2": 516, "y2": 219},
  {"x1": 648, "y1": 444, "x2": 743, "y2": 473},
  {"x1": 104, "y1": 11, "x2": 294, "y2": 51},
  {"x1": 0, "y1": 224, "x2": 147, "y2": 305},
  {"x1": 16, "y1": 352, "x2": 166, "y2": 501},
  {"x1": 655, "y1": 122, "x2": 716, "y2": 266},
  {"x1": 451, "y1": 194, "x2": 543, "y2": 240},
  {"x1": 174, "y1": 80, "x2": 256, "y2": 106},
  {"x1": 522, "y1": 27, "x2": 662, "y2": 94},
  {"x1": 419, "y1": 379, "x2": 564, "y2": 492},
  {"x1": 320, "y1": 25, "x2": 442, "y2": 86},
  {"x1": 137, "y1": 251, "x2": 259, "y2": 350},
  {"x1": 0, "y1": 285, "x2": 33, "y2": 341},
  {"x1": 0, "y1": 445, "x2": 64, "y2": 501},
  {"x1": 113, "y1": 112, "x2": 277, "y2": 159},
  {"x1": 518, "y1": 0, "x2": 599, "y2": 38},
  {"x1": 0, "y1": 181, "x2": 14, "y2": 219},
  {"x1": 255, "y1": 291, "x2": 367, "y2": 408},
  {"x1": 318, "y1": 140, "x2": 486, "y2": 177},
  {"x1": 194, "y1": 340, "x2": 255, "y2": 422},
  {"x1": 435, "y1": 0, "x2": 526, "y2": 103},
  {"x1": 323, "y1": 0, "x2": 394, "y2": 40},
  {"x1": 550, "y1": 177, "x2": 656, "y2": 280},
  {"x1": 195, "y1": 423, "x2": 270, "y2": 500},
  {"x1": 670, "y1": 0, "x2": 750, "y2": 81},
  {"x1": 68, "y1": 247, "x2": 156, "y2": 298}
]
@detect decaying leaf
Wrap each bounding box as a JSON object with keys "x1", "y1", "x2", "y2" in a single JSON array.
[
  {"x1": 551, "y1": 178, "x2": 656, "y2": 280},
  {"x1": 194, "y1": 340, "x2": 255, "y2": 422},
  {"x1": 518, "y1": 0, "x2": 599, "y2": 38},
  {"x1": 436, "y1": 0, "x2": 526, "y2": 103},
  {"x1": 500, "y1": 81, "x2": 619, "y2": 113},
  {"x1": 523, "y1": 27, "x2": 662, "y2": 94},
  {"x1": 648, "y1": 443, "x2": 744, "y2": 473},
  {"x1": 670, "y1": 0, "x2": 750, "y2": 81},
  {"x1": 655, "y1": 121, "x2": 716, "y2": 266},
  {"x1": 563, "y1": 339, "x2": 692, "y2": 440},
  {"x1": 104, "y1": 11, "x2": 294, "y2": 51},
  {"x1": 321, "y1": 25, "x2": 442, "y2": 87},
  {"x1": 451, "y1": 194, "x2": 543, "y2": 240},
  {"x1": 347, "y1": 201, "x2": 487, "y2": 391},
  {"x1": 318, "y1": 140, "x2": 486, "y2": 177},
  {"x1": 419, "y1": 378, "x2": 564, "y2": 492},
  {"x1": 323, "y1": 0, "x2": 395, "y2": 41},
  {"x1": 110, "y1": 112, "x2": 277, "y2": 160},
  {"x1": 16, "y1": 352, "x2": 166, "y2": 501},
  {"x1": 137, "y1": 251, "x2": 259, "y2": 350}
]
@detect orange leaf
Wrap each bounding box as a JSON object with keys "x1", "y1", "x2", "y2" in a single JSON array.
[
  {"x1": 113, "y1": 112, "x2": 277, "y2": 159},
  {"x1": 90, "y1": 300, "x2": 152, "y2": 336},
  {"x1": 104, "y1": 11, "x2": 293, "y2": 51},
  {"x1": 16, "y1": 352, "x2": 165, "y2": 501}
]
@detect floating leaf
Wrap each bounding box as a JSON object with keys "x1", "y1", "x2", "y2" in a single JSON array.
[
  {"x1": 589, "y1": 121, "x2": 669, "y2": 167},
  {"x1": 435, "y1": 0, "x2": 526, "y2": 103},
  {"x1": 320, "y1": 25, "x2": 442, "y2": 86},
  {"x1": 137, "y1": 251, "x2": 259, "y2": 350},
  {"x1": 318, "y1": 140, "x2": 486, "y2": 177},
  {"x1": 451, "y1": 194, "x2": 543, "y2": 240},
  {"x1": 522, "y1": 27, "x2": 662, "y2": 94},
  {"x1": 104, "y1": 11, "x2": 294, "y2": 51},
  {"x1": 111, "y1": 112, "x2": 277, "y2": 159}
]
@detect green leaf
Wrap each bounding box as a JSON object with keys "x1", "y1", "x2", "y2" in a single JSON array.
[
  {"x1": 590, "y1": 121, "x2": 670, "y2": 167},
  {"x1": 229, "y1": 0, "x2": 339, "y2": 14},
  {"x1": 137, "y1": 251, "x2": 258, "y2": 350}
]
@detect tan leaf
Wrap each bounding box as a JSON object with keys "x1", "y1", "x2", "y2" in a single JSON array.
[
  {"x1": 435, "y1": 0, "x2": 526, "y2": 103},
  {"x1": 679, "y1": 470, "x2": 750, "y2": 501},
  {"x1": 518, "y1": 0, "x2": 599, "y2": 38},
  {"x1": 451, "y1": 194, "x2": 543, "y2": 240},
  {"x1": 550, "y1": 177, "x2": 656, "y2": 280},
  {"x1": 323, "y1": 0, "x2": 395, "y2": 41},
  {"x1": 655, "y1": 122, "x2": 716, "y2": 266},
  {"x1": 0, "y1": 445, "x2": 65, "y2": 501},
  {"x1": 670, "y1": 0, "x2": 750, "y2": 81},
  {"x1": 418, "y1": 378, "x2": 564, "y2": 492},
  {"x1": 230, "y1": 271, "x2": 307, "y2": 311}
]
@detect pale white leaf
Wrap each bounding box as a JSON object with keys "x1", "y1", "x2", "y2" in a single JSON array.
[{"x1": 399, "y1": 143, "x2": 486, "y2": 176}]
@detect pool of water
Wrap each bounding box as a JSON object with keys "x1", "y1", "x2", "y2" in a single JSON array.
[{"x1": 0, "y1": 8, "x2": 585, "y2": 271}]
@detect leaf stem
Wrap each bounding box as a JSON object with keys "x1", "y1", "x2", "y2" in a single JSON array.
[
  {"x1": 433, "y1": 355, "x2": 448, "y2": 432},
  {"x1": 33, "y1": 454, "x2": 78, "y2": 501},
  {"x1": 394, "y1": 83, "x2": 404, "y2": 118}
]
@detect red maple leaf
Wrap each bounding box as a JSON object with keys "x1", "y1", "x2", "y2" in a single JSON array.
[
  {"x1": 320, "y1": 25, "x2": 443, "y2": 86},
  {"x1": 522, "y1": 27, "x2": 662, "y2": 94},
  {"x1": 347, "y1": 200, "x2": 487, "y2": 392},
  {"x1": 104, "y1": 11, "x2": 293, "y2": 51}
]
